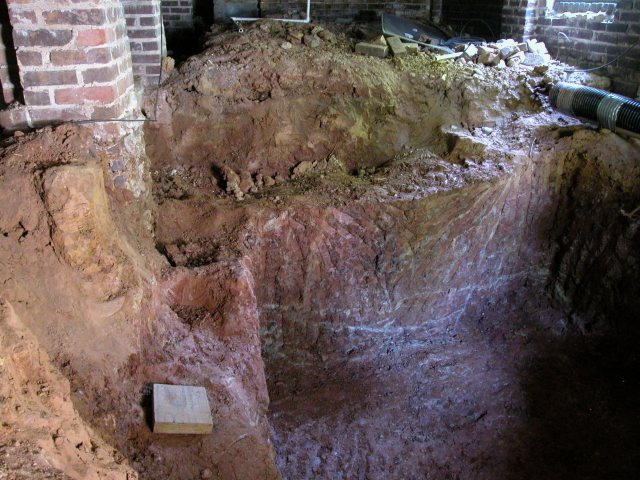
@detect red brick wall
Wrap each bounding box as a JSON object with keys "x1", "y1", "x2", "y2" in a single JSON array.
[
  {"x1": 123, "y1": 0, "x2": 164, "y2": 85},
  {"x1": 502, "y1": 0, "x2": 537, "y2": 39},
  {"x1": 533, "y1": 1, "x2": 640, "y2": 97},
  {"x1": 501, "y1": 0, "x2": 640, "y2": 97},
  {"x1": 5, "y1": 0, "x2": 136, "y2": 126},
  {"x1": 161, "y1": 0, "x2": 194, "y2": 31},
  {"x1": 259, "y1": 0, "x2": 432, "y2": 22}
]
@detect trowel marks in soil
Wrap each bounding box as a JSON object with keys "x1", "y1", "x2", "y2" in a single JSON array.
[{"x1": 1, "y1": 22, "x2": 639, "y2": 480}]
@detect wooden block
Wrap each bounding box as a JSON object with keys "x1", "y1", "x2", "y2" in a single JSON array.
[
  {"x1": 355, "y1": 42, "x2": 388, "y2": 58},
  {"x1": 153, "y1": 384, "x2": 213, "y2": 434},
  {"x1": 386, "y1": 36, "x2": 407, "y2": 57}
]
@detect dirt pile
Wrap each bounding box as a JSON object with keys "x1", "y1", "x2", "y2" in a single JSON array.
[
  {"x1": 0, "y1": 20, "x2": 639, "y2": 480},
  {"x1": 146, "y1": 21, "x2": 543, "y2": 191}
]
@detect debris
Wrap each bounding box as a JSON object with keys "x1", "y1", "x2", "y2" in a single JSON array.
[
  {"x1": 499, "y1": 45, "x2": 519, "y2": 59},
  {"x1": 522, "y1": 52, "x2": 547, "y2": 67},
  {"x1": 264, "y1": 176, "x2": 276, "y2": 187},
  {"x1": 292, "y1": 160, "x2": 313, "y2": 178},
  {"x1": 355, "y1": 42, "x2": 388, "y2": 58},
  {"x1": 534, "y1": 64, "x2": 550, "y2": 75},
  {"x1": 404, "y1": 43, "x2": 420, "y2": 54},
  {"x1": 370, "y1": 35, "x2": 387, "y2": 46},
  {"x1": 317, "y1": 29, "x2": 336, "y2": 43},
  {"x1": 281, "y1": 41, "x2": 293, "y2": 50},
  {"x1": 477, "y1": 45, "x2": 497, "y2": 56},
  {"x1": 162, "y1": 56, "x2": 175, "y2": 73},
  {"x1": 288, "y1": 31, "x2": 304, "y2": 43},
  {"x1": 239, "y1": 171, "x2": 255, "y2": 193},
  {"x1": 461, "y1": 44, "x2": 478, "y2": 60},
  {"x1": 506, "y1": 51, "x2": 526, "y2": 67},
  {"x1": 386, "y1": 36, "x2": 407, "y2": 57},
  {"x1": 221, "y1": 166, "x2": 244, "y2": 200},
  {"x1": 478, "y1": 52, "x2": 500, "y2": 66},
  {"x1": 153, "y1": 384, "x2": 213, "y2": 434},
  {"x1": 381, "y1": 13, "x2": 451, "y2": 53},
  {"x1": 435, "y1": 52, "x2": 463, "y2": 61},
  {"x1": 303, "y1": 34, "x2": 321, "y2": 48},
  {"x1": 201, "y1": 469, "x2": 213, "y2": 479}
]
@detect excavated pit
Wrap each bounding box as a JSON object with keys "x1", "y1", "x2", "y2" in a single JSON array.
[
  {"x1": 0, "y1": 21, "x2": 639, "y2": 480},
  {"x1": 144, "y1": 23, "x2": 640, "y2": 479}
]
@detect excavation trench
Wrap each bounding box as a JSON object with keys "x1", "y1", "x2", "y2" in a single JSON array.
[
  {"x1": 155, "y1": 122, "x2": 640, "y2": 479},
  {"x1": 142, "y1": 24, "x2": 640, "y2": 479}
]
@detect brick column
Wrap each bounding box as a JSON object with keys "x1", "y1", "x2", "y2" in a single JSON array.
[
  {"x1": 122, "y1": 0, "x2": 164, "y2": 87},
  {"x1": 6, "y1": 0, "x2": 136, "y2": 127},
  {"x1": 1, "y1": 2, "x2": 21, "y2": 107}
]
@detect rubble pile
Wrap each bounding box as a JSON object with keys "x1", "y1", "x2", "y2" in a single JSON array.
[
  {"x1": 157, "y1": 21, "x2": 614, "y2": 205},
  {"x1": 356, "y1": 34, "x2": 553, "y2": 69}
]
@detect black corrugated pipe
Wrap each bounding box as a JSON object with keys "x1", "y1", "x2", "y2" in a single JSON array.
[{"x1": 550, "y1": 82, "x2": 640, "y2": 138}]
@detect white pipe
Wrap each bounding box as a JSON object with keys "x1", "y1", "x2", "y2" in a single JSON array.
[{"x1": 231, "y1": 0, "x2": 311, "y2": 24}]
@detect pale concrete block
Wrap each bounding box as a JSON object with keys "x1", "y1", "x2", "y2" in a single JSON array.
[
  {"x1": 386, "y1": 36, "x2": 407, "y2": 57},
  {"x1": 153, "y1": 384, "x2": 213, "y2": 434},
  {"x1": 355, "y1": 42, "x2": 388, "y2": 58}
]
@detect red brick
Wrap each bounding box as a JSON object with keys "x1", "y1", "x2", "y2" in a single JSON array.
[
  {"x1": 123, "y1": 5, "x2": 155, "y2": 15},
  {"x1": 117, "y1": 75, "x2": 133, "y2": 96},
  {"x1": 55, "y1": 85, "x2": 117, "y2": 104},
  {"x1": 128, "y1": 29, "x2": 157, "y2": 39},
  {"x1": 142, "y1": 41, "x2": 160, "y2": 51},
  {"x1": 50, "y1": 48, "x2": 110, "y2": 65},
  {"x1": 43, "y1": 9, "x2": 106, "y2": 26},
  {"x1": 13, "y1": 29, "x2": 73, "y2": 47},
  {"x1": 82, "y1": 64, "x2": 119, "y2": 84},
  {"x1": 77, "y1": 29, "x2": 108, "y2": 46},
  {"x1": 0, "y1": 107, "x2": 29, "y2": 131},
  {"x1": 16, "y1": 50, "x2": 42, "y2": 67},
  {"x1": 131, "y1": 53, "x2": 158, "y2": 64},
  {"x1": 140, "y1": 16, "x2": 158, "y2": 27},
  {"x1": 91, "y1": 103, "x2": 122, "y2": 119},
  {"x1": 145, "y1": 65, "x2": 161, "y2": 75},
  {"x1": 11, "y1": 10, "x2": 37, "y2": 24},
  {"x1": 23, "y1": 70, "x2": 77, "y2": 87},
  {"x1": 24, "y1": 90, "x2": 51, "y2": 106},
  {"x1": 29, "y1": 107, "x2": 88, "y2": 127}
]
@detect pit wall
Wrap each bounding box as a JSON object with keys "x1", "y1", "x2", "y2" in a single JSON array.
[
  {"x1": 249, "y1": 130, "x2": 640, "y2": 400},
  {"x1": 501, "y1": 0, "x2": 640, "y2": 97}
]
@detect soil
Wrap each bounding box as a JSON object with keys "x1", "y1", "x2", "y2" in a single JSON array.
[{"x1": 1, "y1": 20, "x2": 640, "y2": 480}]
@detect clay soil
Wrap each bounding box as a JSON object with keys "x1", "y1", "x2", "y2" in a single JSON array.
[{"x1": 1, "y1": 21, "x2": 640, "y2": 480}]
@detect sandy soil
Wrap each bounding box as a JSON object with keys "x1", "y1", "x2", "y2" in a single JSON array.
[{"x1": 1, "y1": 20, "x2": 639, "y2": 480}]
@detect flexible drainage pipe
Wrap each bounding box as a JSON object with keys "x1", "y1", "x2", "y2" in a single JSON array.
[{"x1": 550, "y1": 82, "x2": 640, "y2": 138}]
